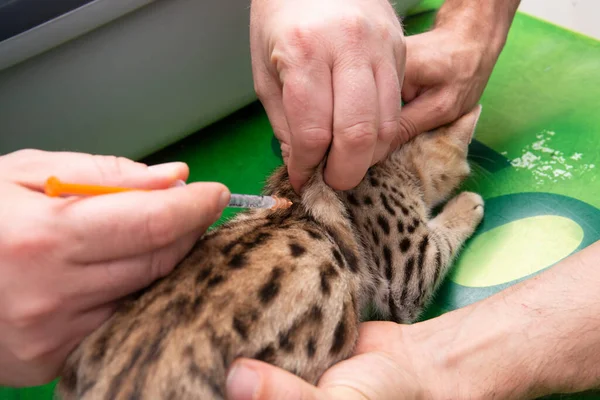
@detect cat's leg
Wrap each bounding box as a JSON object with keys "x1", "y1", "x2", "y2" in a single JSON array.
[
  {"x1": 428, "y1": 191, "x2": 485, "y2": 281},
  {"x1": 387, "y1": 192, "x2": 484, "y2": 322}
]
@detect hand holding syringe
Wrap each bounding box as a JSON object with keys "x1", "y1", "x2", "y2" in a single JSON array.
[{"x1": 44, "y1": 176, "x2": 293, "y2": 210}]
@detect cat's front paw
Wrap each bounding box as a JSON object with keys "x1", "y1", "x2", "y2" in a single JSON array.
[{"x1": 442, "y1": 191, "x2": 484, "y2": 233}]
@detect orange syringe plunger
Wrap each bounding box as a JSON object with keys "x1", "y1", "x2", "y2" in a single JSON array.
[
  {"x1": 44, "y1": 176, "x2": 143, "y2": 197},
  {"x1": 44, "y1": 177, "x2": 293, "y2": 209}
]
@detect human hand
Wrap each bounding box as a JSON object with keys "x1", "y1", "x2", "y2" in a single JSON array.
[
  {"x1": 397, "y1": 1, "x2": 518, "y2": 140},
  {"x1": 0, "y1": 149, "x2": 230, "y2": 386},
  {"x1": 226, "y1": 322, "x2": 428, "y2": 400},
  {"x1": 250, "y1": 0, "x2": 406, "y2": 192}
]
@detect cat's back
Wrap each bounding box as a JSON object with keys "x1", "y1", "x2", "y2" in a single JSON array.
[{"x1": 57, "y1": 207, "x2": 362, "y2": 400}]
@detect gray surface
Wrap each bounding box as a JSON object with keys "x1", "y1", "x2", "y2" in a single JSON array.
[{"x1": 0, "y1": 0, "x2": 421, "y2": 159}]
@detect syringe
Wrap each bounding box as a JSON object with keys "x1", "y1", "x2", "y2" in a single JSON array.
[
  {"x1": 228, "y1": 194, "x2": 292, "y2": 210},
  {"x1": 44, "y1": 176, "x2": 293, "y2": 210}
]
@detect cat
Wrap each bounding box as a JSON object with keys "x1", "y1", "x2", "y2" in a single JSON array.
[{"x1": 56, "y1": 105, "x2": 484, "y2": 400}]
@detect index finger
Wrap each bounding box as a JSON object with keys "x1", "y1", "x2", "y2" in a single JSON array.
[
  {"x1": 397, "y1": 89, "x2": 458, "y2": 142},
  {"x1": 60, "y1": 182, "x2": 229, "y2": 263}
]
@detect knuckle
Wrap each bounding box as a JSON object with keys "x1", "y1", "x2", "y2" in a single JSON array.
[
  {"x1": 147, "y1": 250, "x2": 171, "y2": 281},
  {"x1": 11, "y1": 148, "x2": 45, "y2": 159},
  {"x1": 6, "y1": 295, "x2": 60, "y2": 331},
  {"x1": 294, "y1": 127, "x2": 331, "y2": 152},
  {"x1": 378, "y1": 119, "x2": 399, "y2": 143},
  {"x1": 338, "y1": 121, "x2": 378, "y2": 149},
  {"x1": 4, "y1": 224, "x2": 56, "y2": 258},
  {"x1": 275, "y1": 26, "x2": 320, "y2": 66},
  {"x1": 433, "y1": 97, "x2": 457, "y2": 119},
  {"x1": 282, "y1": 75, "x2": 309, "y2": 104},
  {"x1": 254, "y1": 81, "x2": 268, "y2": 101},
  {"x1": 92, "y1": 155, "x2": 134, "y2": 180},
  {"x1": 144, "y1": 202, "x2": 178, "y2": 248},
  {"x1": 398, "y1": 116, "x2": 418, "y2": 142},
  {"x1": 341, "y1": 15, "x2": 369, "y2": 39}
]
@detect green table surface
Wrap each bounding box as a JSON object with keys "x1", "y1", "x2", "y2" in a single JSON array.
[{"x1": 2, "y1": 6, "x2": 599, "y2": 400}]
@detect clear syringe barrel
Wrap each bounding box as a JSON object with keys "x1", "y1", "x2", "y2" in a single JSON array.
[{"x1": 228, "y1": 194, "x2": 277, "y2": 209}]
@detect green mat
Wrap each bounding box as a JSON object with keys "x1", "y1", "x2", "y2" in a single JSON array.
[{"x1": 2, "y1": 7, "x2": 599, "y2": 400}]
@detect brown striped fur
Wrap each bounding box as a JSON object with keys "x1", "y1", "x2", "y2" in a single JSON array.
[{"x1": 56, "y1": 106, "x2": 484, "y2": 399}]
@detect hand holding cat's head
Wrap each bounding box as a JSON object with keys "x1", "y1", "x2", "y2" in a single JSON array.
[{"x1": 397, "y1": 105, "x2": 482, "y2": 207}]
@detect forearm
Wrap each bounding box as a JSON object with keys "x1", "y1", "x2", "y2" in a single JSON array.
[
  {"x1": 409, "y1": 240, "x2": 600, "y2": 399},
  {"x1": 434, "y1": 0, "x2": 521, "y2": 57}
]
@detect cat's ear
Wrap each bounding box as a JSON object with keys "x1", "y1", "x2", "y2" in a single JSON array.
[{"x1": 448, "y1": 104, "x2": 483, "y2": 148}]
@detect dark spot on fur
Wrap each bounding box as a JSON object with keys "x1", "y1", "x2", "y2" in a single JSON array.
[
  {"x1": 233, "y1": 315, "x2": 250, "y2": 340},
  {"x1": 441, "y1": 173, "x2": 449, "y2": 181},
  {"x1": 371, "y1": 229, "x2": 380, "y2": 246},
  {"x1": 404, "y1": 257, "x2": 415, "y2": 286},
  {"x1": 259, "y1": 267, "x2": 284, "y2": 304},
  {"x1": 417, "y1": 235, "x2": 429, "y2": 269},
  {"x1": 412, "y1": 217, "x2": 420, "y2": 228},
  {"x1": 195, "y1": 267, "x2": 212, "y2": 285},
  {"x1": 289, "y1": 242, "x2": 306, "y2": 257},
  {"x1": 309, "y1": 305, "x2": 323, "y2": 323},
  {"x1": 330, "y1": 317, "x2": 347, "y2": 355},
  {"x1": 106, "y1": 343, "x2": 144, "y2": 399},
  {"x1": 383, "y1": 245, "x2": 393, "y2": 280},
  {"x1": 397, "y1": 220, "x2": 404, "y2": 233},
  {"x1": 244, "y1": 232, "x2": 272, "y2": 250},
  {"x1": 401, "y1": 206, "x2": 409, "y2": 216},
  {"x1": 161, "y1": 294, "x2": 193, "y2": 324},
  {"x1": 307, "y1": 229, "x2": 323, "y2": 240},
  {"x1": 188, "y1": 360, "x2": 201, "y2": 379},
  {"x1": 434, "y1": 247, "x2": 442, "y2": 284},
  {"x1": 407, "y1": 224, "x2": 416, "y2": 234},
  {"x1": 192, "y1": 296, "x2": 204, "y2": 314},
  {"x1": 339, "y1": 243, "x2": 359, "y2": 273},
  {"x1": 221, "y1": 240, "x2": 240, "y2": 256},
  {"x1": 363, "y1": 195, "x2": 373, "y2": 205},
  {"x1": 379, "y1": 193, "x2": 396, "y2": 215},
  {"x1": 399, "y1": 237, "x2": 411, "y2": 253},
  {"x1": 347, "y1": 209, "x2": 357, "y2": 225},
  {"x1": 278, "y1": 331, "x2": 294, "y2": 352},
  {"x1": 59, "y1": 364, "x2": 77, "y2": 392},
  {"x1": 369, "y1": 176, "x2": 380, "y2": 187},
  {"x1": 377, "y1": 215, "x2": 390, "y2": 235},
  {"x1": 229, "y1": 253, "x2": 248, "y2": 269},
  {"x1": 255, "y1": 344, "x2": 276, "y2": 363},
  {"x1": 391, "y1": 186, "x2": 398, "y2": 193},
  {"x1": 332, "y1": 248, "x2": 344, "y2": 269},
  {"x1": 388, "y1": 291, "x2": 401, "y2": 323},
  {"x1": 347, "y1": 193, "x2": 360, "y2": 206},
  {"x1": 320, "y1": 263, "x2": 339, "y2": 296},
  {"x1": 207, "y1": 274, "x2": 225, "y2": 288},
  {"x1": 306, "y1": 337, "x2": 317, "y2": 358},
  {"x1": 89, "y1": 328, "x2": 111, "y2": 363}
]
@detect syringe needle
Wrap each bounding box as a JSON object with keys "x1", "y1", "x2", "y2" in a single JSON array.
[{"x1": 228, "y1": 194, "x2": 293, "y2": 210}]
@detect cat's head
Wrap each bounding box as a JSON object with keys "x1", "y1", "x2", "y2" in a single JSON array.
[{"x1": 394, "y1": 105, "x2": 482, "y2": 208}]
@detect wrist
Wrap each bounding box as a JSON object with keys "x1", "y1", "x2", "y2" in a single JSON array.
[
  {"x1": 405, "y1": 297, "x2": 551, "y2": 399},
  {"x1": 433, "y1": 0, "x2": 520, "y2": 63}
]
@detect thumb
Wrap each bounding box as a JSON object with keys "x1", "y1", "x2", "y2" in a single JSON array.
[
  {"x1": 397, "y1": 90, "x2": 454, "y2": 145},
  {"x1": 6, "y1": 149, "x2": 188, "y2": 191},
  {"x1": 226, "y1": 359, "x2": 326, "y2": 400}
]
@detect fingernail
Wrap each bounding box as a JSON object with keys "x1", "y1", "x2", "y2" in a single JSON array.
[
  {"x1": 148, "y1": 162, "x2": 184, "y2": 178},
  {"x1": 219, "y1": 190, "x2": 231, "y2": 210},
  {"x1": 226, "y1": 364, "x2": 259, "y2": 400},
  {"x1": 171, "y1": 179, "x2": 187, "y2": 188}
]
